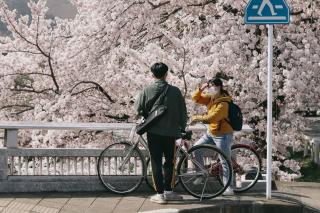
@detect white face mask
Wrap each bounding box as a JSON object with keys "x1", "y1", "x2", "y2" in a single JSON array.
[{"x1": 207, "y1": 87, "x2": 220, "y2": 95}]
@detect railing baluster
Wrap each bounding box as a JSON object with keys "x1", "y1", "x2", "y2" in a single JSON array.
[
  {"x1": 94, "y1": 157, "x2": 98, "y2": 175},
  {"x1": 115, "y1": 157, "x2": 118, "y2": 175},
  {"x1": 25, "y1": 157, "x2": 28, "y2": 175},
  {"x1": 74, "y1": 157, "x2": 77, "y2": 175},
  {"x1": 67, "y1": 157, "x2": 70, "y2": 175},
  {"x1": 54, "y1": 157, "x2": 57, "y2": 175},
  {"x1": 119, "y1": 157, "x2": 122, "y2": 175},
  {"x1": 60, "y1": 158, "x2": 63, "y2": 175},
  {"x1": 81, "y1": 157, "x2": 84, "y2": 175},
  {"x1": 88, "y1": 157, "x2": 91, "y2": 175},
  {"x1": 46, "y1": 157, "x2": 49, "y2": 175},
  {"x1": 10, "y1": 156, "x2": 14, "y2": 175},
  {"x1": 108, "y1": 157, "x2": 110, "y2": 175},
  {"x1": 18, "y1": 157, "x2": 21, "y2": 175},
  {"x1": 33, "y1": 157, "x2": 35, "y2": 175},
  {"x1": 40, "y1": 157, "x2": 42, "y2": 175},
  {"x1": 101, "y1": 157, "x2": 104, "y2": 175}
]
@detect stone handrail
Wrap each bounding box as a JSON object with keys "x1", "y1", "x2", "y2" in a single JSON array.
[{"x1": 0, "y1": 121, "x2": 253, "y2": 192}]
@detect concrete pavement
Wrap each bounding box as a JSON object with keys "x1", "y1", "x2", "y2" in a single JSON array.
[{"x1": 0, "y1": 181, "x2": 318, "y2": 213}]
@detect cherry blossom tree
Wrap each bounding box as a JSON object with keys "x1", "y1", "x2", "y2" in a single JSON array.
[{"x1": 0, "y1": 0, "x2": 319, "y2": 179}]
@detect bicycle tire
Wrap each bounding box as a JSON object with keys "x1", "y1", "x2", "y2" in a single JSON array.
[
  {"x1": 231, "y1": 144, "x2": 262, "y2": 193},
  {"x1": 177, "y1": 144, "x2": 232, "y2": 199},
  {"x1": 97, "y1": 141, "x2": 146, "y2": 194}
]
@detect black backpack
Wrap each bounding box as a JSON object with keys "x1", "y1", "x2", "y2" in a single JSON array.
[{"x1": 221, "y1": 101, "x2": 243, "y2": 131}]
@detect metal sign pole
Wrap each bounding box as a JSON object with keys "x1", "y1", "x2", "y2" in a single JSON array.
[
  {"x1": 266, "y1": 24, "x2": 273, "y2": 199},
  {"x1": 245, "y1": 0, "x2": 289, "y2": 200}
]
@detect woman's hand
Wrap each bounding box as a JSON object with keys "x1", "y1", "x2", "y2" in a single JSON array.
[
  {"x1": 198, "y1": 83, "x2": 208, "y2": 92},
  {"x1": 190, "y1": 115, "x2": 200, "y2": 125}
]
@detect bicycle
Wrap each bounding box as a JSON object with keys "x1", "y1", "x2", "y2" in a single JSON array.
[
  {"x1": 144, "y1": 124, "x2": 262, "y2": 193},
  {"x1": 145, "y1": 143, "x2": 262, "y2": 193},
  {"x1": 97, "y1": 124, "x2": 232, "y2": 200}
]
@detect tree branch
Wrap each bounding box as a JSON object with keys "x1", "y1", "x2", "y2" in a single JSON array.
[
  {"x1": 70, "y1": 81, "x2": 115, "y2": 103},
  {"x1": 104, "y1": 113, "x2": 130, "y2": 121},
  {"x1": 291, "y1": 10, "x2": 304, "y2": 15},
  {"x1": 159, "y1": 7, "x2": 183, "y2": 24},
  {"x1": 47, "y1": 52, "x2": 60, "y2": 94},
  {"x1": 180, "y1": 48, "x2": 188, "y2": 98},
  {"x1": 187, "y1": 0, "x2": 217, "y2": 7},
  {"x1": 5, "y1": 49, "x2": 42, "y2": 55},
  {"x1": 3, "y1": 8, "x2": 60, "y2": 94},
  {"x1": 70, "y1": 86, "x2": 96, "y2": 96},
  {"x1": 0, "y1": 72, "x2": 52, "y2": 78},
  {"x1": 10, "y1": 88, "x2": 54, "y2": 94},
  {"x1": 147, "y1": 0, "x2": 170, "y2": 9},
  {"x1": 0, "y1": 104, "x2": 35, "y2": 115},
  {"x1": 117, "y1": 1, "x2": 144, "y2": 18}
]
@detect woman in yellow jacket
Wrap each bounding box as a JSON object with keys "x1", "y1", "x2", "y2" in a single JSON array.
[{"x1": 191, "y1": 77, "x2": 234, "y2": 195}]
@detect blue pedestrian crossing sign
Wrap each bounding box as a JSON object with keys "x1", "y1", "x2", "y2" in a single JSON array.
[{"x1": 245, "y1": 0, "x2": 290, "y2": 24}]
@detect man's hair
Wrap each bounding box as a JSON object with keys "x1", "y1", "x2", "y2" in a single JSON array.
[{"x1": 151, "y1": 62, "x2": 168, "y2": 79}]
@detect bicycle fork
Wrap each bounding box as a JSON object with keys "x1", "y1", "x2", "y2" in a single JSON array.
[{"x1": 182, "y1": 151, "x2": 210, "y2": 201}]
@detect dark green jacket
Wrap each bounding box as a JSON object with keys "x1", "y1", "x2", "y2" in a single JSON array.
[{"x1": 135, "y1": 79, "x2": 187, "y2": 138}]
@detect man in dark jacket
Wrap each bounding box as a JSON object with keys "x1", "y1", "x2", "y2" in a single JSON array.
[{"x1": 135, "y1": 62, "x2": 187, "y2": 204}]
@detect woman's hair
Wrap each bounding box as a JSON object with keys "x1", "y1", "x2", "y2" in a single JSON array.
[{"x1": 208, "y1": 78, "x2": 230, "y2": 96}]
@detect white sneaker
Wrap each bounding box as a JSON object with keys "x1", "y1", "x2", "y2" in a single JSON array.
[
  {"x1": 222, "y1": 187, "x2": 234, "y2": 196},
  {"x1": 193, "y1": 177, "x2": 204, "y2": 185},
  {"x1": 164, "y1": 191, "x2": 183, "y2": 201},
  {"x1": 150, "y1": 194, "x2": 167, "y2": 204}
]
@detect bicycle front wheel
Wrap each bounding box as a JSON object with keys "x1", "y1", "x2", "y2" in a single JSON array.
[
  {"x1": 231, "y1": 144, "x2": 262, "y2": 193},
  {"x1": 97, "y1": 141, "x2": 146, "y2": 194},
  {"x1": 177, "y1": 144, "x2": 232, "y2": 199}
]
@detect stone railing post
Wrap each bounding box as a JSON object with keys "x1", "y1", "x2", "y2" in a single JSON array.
[
  {"x1": 4, "y1": 129, "x2": 18, "y2": 148},
  {"x1": 0, "y1": 149, "x2": 8, "y2": 180}
]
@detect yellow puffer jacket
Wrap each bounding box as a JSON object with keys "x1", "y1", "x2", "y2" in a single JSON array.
[{"x1": 191, "y1": 88, "x2": 233, "y2": 136}]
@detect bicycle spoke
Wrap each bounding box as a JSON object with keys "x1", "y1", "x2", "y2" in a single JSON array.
[
  {"x1": 200, "y1": 177, "x2": 209, "y2": 202},
  {"x1": 179, "y1": 173, "x2": 204, "y2": 184}
]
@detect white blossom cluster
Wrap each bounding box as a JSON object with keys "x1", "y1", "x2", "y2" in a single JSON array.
[{"x1": 0, "y1": 0, "x2": 319, "y2": 180}]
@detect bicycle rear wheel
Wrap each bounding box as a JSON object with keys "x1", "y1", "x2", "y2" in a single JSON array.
[
  {"x1": 231, "y1": 144, "x2": 262, "y2": 193},
  {"x1": 97, "y1": 141, "x2": 146, "y2": 194},
  {"x1": 177, "y1": 144, "x2": 232, "y2": 200}
]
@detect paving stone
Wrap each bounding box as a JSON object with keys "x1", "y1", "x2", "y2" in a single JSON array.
[
  {"x1": 0, "y1": 198, "x2": 14, "y2": 207},
  {"x1": 113, "y1": 196, "x2": 146, "y2": 213},
  {"x1": 86, "y1": 206, "x2": 115, "y2": 213},
  {"x1": 37, "y1": 200, "x2": 66, "y2": 209},
  {"x1": 66, "y1": 197, "x2": 96, "y2": 207},
  {"x1": 3, "y1": 201, "x2": 36, "y2": 212},
  {"x1": 60, "y1": 204, "x2": 88, "y2": 213},
  {"x1": 0, "y1": 182, "x2": 318, "y2": 212},
  {"x1": 31, "y1": 205, "x2": 60, "y2": 213},
  {"x1": 42, "y1": 197, "x2": 71, "y2": 204},
  {"x1": 14, "y1": 197, "x2": 42, "y2": 205},
  {"x1": 88, "y1": 196, "x2": 121, "y2": 212}
]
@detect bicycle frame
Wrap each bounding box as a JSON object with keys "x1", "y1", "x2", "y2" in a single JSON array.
[{"x1": 119, "y1": 126, "x2": 210, "y2": 180}]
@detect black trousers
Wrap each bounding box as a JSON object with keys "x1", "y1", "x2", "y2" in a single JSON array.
[{"x1": 147, "y1": 132, "x2": 176, "y2": 194}]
